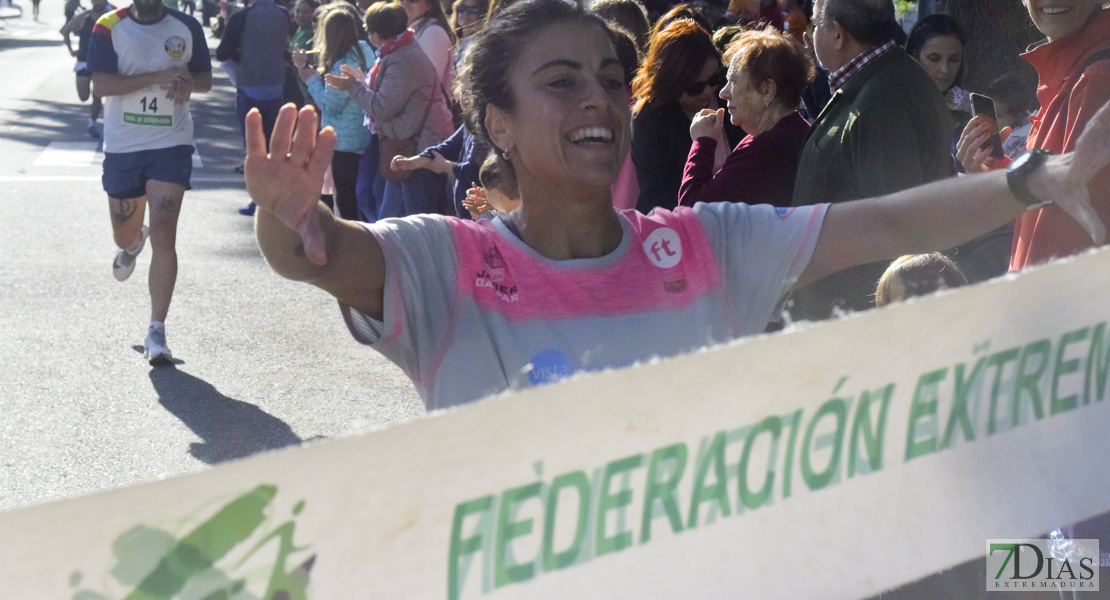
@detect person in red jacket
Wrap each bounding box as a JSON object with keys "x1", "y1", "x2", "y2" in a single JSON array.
[{"x1": 957, "y1": 0, "x2": 1110, "y2": 270}]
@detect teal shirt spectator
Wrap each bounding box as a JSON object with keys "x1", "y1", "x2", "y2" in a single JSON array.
[
  {"x1": 289, "y1": 27, "x2": 312, "y2": 53},
  {"x1": 305, "y1": 40, "x2": 374, "y2": 153}
]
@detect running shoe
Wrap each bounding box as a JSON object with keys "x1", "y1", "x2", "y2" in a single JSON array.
[
  {"x1": 144, "y1": 323, "x2": 173, "y2": 366},
  {"x1": 238, "y1": 202, "x2": 256, "y2": 216},
  {"x1": 87, "y1": 123, "x2": 100, "y2": 139},
  {"x1": 112, "y1": 225, "x2": 148, "y2": 282}
]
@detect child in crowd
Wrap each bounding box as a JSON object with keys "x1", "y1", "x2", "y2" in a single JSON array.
[
  {"x1": 986, "y1": 73, "x2": 1037, "y2": 160},
  {"x1": 462, "y1": 155, "x2": 520, "y2": 220},
  {"x1": 875, "y1": 253, "x2": 968, "y2": 307}
]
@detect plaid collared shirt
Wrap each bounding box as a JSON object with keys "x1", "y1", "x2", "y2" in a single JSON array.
[{"x1": 827, "y1": 39, "x2": 897, "y2": 94}]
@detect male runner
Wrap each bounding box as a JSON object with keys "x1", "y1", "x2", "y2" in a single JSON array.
[
  {"x1": 87, "y1": 0, "x2": 211, "y2": 364},
  {"x1": 61, "y1": 0, "x2": 113, "y2": 139}
]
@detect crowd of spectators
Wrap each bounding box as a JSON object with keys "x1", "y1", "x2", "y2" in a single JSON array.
[{"x1": 223, "y1": 0, "x2": 1101, "y2": 403}]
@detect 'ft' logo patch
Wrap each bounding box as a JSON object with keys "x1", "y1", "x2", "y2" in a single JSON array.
[{"x1": 642, "y1": 228, "x2": 682, "y2": 269}]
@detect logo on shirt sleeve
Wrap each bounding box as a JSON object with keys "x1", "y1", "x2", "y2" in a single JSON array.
[
  {"x1": 775, "y1": 207, "x2": 795, "y2": 219},
  {"x1": 642, "y1": 227, "x2": 682, "y2": 269}
]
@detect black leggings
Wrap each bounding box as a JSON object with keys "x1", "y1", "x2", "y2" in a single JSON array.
[{"x1": 331, "y1": 150, "x2": 363, "y2": 221}]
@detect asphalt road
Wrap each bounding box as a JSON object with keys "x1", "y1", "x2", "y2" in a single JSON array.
[{"x1": 0, "y1": 1, "x2": 423, "y2": 513}]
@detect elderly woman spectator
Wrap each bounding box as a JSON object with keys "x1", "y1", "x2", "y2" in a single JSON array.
[
  {"x1": 329, "y1": 1, "x2": 451, "y2": 218},
  {"x1": 679, "y1": 27, "x2": 814, "y2": 208},
  {"x1": 632, "y1": 18, "x2": 742, "y2": 213},
  {"x1": 294, "y1": 3, "x2": 373, "y2": 220}
]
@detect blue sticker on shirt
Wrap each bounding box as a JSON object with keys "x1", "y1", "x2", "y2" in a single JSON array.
[{"x1": 527, "y1": 350, "x2": 571, "y2": 386}]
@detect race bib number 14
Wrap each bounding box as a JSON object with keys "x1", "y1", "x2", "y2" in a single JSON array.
[{"x1": 123, "y1": 92, "x2": 172, "y2": 127}]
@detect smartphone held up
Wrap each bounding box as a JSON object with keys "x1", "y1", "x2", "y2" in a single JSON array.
[{"x1": 970, "y1": 92, "x2": 1006, "y2": 160}]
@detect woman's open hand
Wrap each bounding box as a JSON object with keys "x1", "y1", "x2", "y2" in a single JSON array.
[
  {"x1": 245, "y1": 104, "x2": 336, "y2": 265},
  {"x1": 339, "y1": 64, "x2": 366, "y2": 83}
]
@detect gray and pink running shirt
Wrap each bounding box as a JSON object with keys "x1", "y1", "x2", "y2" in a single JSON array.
[{"x1": 342, "y1": 202, "x2": 828, "y2": 411}]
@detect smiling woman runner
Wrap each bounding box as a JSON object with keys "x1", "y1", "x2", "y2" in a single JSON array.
[{"x1": 246, "y1": 0, "x2": 1110, "y2": 411}]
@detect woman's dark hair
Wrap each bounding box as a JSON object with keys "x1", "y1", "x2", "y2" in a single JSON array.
[
  {"x1": 411, "y1": 0, "x2": 455, "y2": 43},
  {"x1": 483, "y1": 0, "x2": 520, "y2": 27},
  {"x1": 723, "y1": 26, "x2": 815, "y2": 108},
  {"x1": 609, "y1": 25, "x2": 640, "y2": 85},
  {"x1": 874, "y1": 253, "x2": 967, "y2": 307},
  {"x1": 632, "y1": 19, "x2": 719, "y2": 111},
  {"x1": 448, "y1": 0, "x2": 489, "y2": 40},
  {"x1": 905, "y1": 13, "x2": 967, "y2": 88},
  {"x1": 591, "y1": 0, "x2": 650, "y2": 57},
  {"x1": 458, "y1": 0, "x2": 616, "y2": 176},
  {"x1": 365, "y1": 1, "x2": 408, "y2": 38},
  {"x1": 650, "y1": 2, "x2": 712, "y2": 39}
]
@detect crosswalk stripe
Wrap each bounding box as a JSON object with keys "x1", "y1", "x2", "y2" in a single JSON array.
[{"x1": 32, "y1": 141, "x2": 99, "y2": 167}]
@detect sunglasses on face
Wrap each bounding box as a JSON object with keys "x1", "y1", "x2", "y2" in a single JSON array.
[
  {"x1": 684, "y1": 72, "x2": 724, "y2": 97},
  {"x1": 455, "y1": 4, "x2": 481, "y2": 14}
]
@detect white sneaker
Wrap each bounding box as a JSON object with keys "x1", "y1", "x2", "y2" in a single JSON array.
[
  {"x1": 144, "y1": 323, "x2": 173, "y2": 366},
  {"x1": 113, "y1": 226, "x2": 149, "y2": 282}
]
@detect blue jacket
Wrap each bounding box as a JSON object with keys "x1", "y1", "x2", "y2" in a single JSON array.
[{"x1": 306, "y1": 41, "x2": 374, "y2": 154}]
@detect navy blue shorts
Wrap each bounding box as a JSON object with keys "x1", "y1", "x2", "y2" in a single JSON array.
[{"x1": 102, "y1": 144, "x2": 194, "y2": 200}]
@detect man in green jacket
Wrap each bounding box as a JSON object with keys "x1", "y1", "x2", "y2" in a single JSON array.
[{"x1": 789, "y1": 0, "x2": 951, "y2": 321}]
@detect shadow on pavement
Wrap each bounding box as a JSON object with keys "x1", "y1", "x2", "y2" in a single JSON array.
[
  {"x1": 0, "y1": 39, "x2": 63, "y2": 50},
  {"x1": 149, "y1": 367, "x2": 306, "y2": 465}
]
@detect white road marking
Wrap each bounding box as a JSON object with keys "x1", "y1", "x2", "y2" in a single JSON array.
[
  {"x1": 32, "y1": 141, "x2": 99, "y2": 167},
  {"x1": 27, "y1": 142, "x2": 211, "y2": 171},
  {"x1": 0, "y1": 176, "x2": 243, "y2": 183}
]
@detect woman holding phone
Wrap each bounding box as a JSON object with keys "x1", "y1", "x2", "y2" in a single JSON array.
[{"x1": 957, "y1": 0, "x2": 1110, "y2": 271}]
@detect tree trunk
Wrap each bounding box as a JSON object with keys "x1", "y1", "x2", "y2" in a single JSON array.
[{"x1": 943, "y1": 0, "x2": 1042, "y2": 94}]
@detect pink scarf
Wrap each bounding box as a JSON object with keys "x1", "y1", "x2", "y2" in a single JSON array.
[{"x1": 368, "y1": 29, "x2": 415, "y2": 90}]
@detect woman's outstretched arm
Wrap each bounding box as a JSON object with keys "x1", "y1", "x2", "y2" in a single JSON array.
[{"x1": 247, "y1": 104, "x2": 387, "y2": 320}]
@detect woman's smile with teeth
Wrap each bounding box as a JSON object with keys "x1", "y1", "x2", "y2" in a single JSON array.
[{"x1": 568, "y1": 127, "x2": 614, "y2": 143}]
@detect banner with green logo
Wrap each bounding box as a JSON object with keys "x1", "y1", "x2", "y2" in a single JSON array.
[{"x1": 2, "y1": 248, "x2": 1110, "y2": 599}]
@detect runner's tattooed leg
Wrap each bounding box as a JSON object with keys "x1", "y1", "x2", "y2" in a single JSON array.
[
  {"x1": 158, "y1": 197, "x2": 178, "y2": 214},
  {"x1": 113, "y1": 197, "x2": 137, "y2": 224}
]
